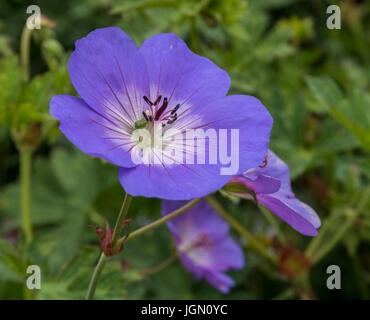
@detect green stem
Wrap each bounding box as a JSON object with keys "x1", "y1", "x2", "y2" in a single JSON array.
[
  {"x1": 85, "y1": 193, "x2": 132, "y2": 300},
  {"x1": 139, "y1": 255, "x2": 176, "y2": 276},
  {"x1": 116, "y1": 197, "x2": 202, "y2": 246},
  {"x1": 111, "y1": 194, "x2": 132, "y2": 251},
  {"x1": 85, "y1": 252, "x2": 107, "y2": 300},
  {"x1": 20, "y1": 24, "x2": 32, "y2": 82},
  {"x1": 205, "y1": 195, "x2": 277, "y2": 264},
  {"x1": 86, "y1": 196, "x2": 201, "y2": 299},
  {"x1": 20, "y1": 148, "x2": 32, "y2": 244}
]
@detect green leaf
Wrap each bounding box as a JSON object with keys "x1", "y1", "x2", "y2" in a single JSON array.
[
  {"x1": 0, "y1": 54, "x2": 22, "y2": 108},
  {"x1": 306, "y1": 76, "x2": 342, "y2": 112},
  {"x1": 0, "y1": 102, "x2": 45, "y2": 128},
  {"x1": 21, "y1": 73, "x2": 54, "y2": 113},
  {"x1": 1, "y1": 148, "x2": 118, "y2": 273},
  {"x1": 41, "y1": 39, "x2": 64, "y2": 71},
  {"x1": 0, "y1": 240, "x2": 29, "y2": 278},
  {"x1": 39, "y1": 246, "x2": 141, "y2": 299},
  {"x1": 306, "y1": 76, "x2": 370, "y2": 150}
]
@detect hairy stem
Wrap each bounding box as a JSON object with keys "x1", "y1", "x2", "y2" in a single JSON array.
[
  {"x1": 205, "y1": 195, "x2": 277, "y2": 264},
  {"x1": 116, "y1": 197, "x2": 202, "y2": 246},
  {"x1": 86, "y1": 196, "x2": 201, "y2": 299},
  {"x1": 111, "y1": 194, "x2": 133, "y2": 251},
  {"x1": 20, "y1": 25, "x2": 32, "y2": 82},
  {"x1": 139, "y1": 255, "x2": 177, "y2": 276},
  {"x1": 20, "y1": 148, "x2": 32, "y2": 244},
  {"x1": 85, "y1": 252, "x2": 107, "y2": 300},
  {"x1": 85, "y1": 193, "x2": 132, "y2": 300}
]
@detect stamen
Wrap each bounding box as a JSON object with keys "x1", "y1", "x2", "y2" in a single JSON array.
[
  {"x1": 164, "y1": 111, "x2": 178, "y2": 126},
  {"x1": 142, "y1": 111, "x2": 149, "y2": 122},
  {"x1": 167, "y1": 117, "x2": 175, "y2": 125},
  {"x1": 171, "y1": 104, "x2": 180, "y2": 115},
  {"x1": 154, "y1": 97, "x2": 168, "y2": 120},
  {"x1": 154, "y1": 95, "x2": 162, "y2": 106},
  {"x1": 189, "y1": 234, "x2": 212, "y2": 250},
  {"x1": 142, "y1": 95, "x2": 180, "y2": 126},
  {"x1": 143, "y1": 96, "x2": 153, "y2": 106}
]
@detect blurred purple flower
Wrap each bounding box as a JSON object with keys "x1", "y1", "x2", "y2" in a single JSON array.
[
  {"x1": 162, "y1": 200, "x2": 244, "y2": 293},
  {"x1": 228, "y1": 150, "x2": 321, "y2": 236},
  {"x1": 50, "y1": 27, "x2": 273, "y2": 200}
]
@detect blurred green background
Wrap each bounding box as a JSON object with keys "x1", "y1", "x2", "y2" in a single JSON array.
[{"x1": 0, "y1": 0, "x2": 369, "y2": 300}]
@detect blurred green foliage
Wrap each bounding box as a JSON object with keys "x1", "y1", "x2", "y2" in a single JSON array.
[{"x1": 0, "y1": 0, "x2": 369, "y2": 300}]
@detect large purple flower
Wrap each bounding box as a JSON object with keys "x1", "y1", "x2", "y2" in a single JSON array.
[
  {"x1": 162, "y1": 200, "x2": 244, "y2": 293},
  {"x1": 50, "y1": 27, "x2": 272, "y2": 200},
  {"x1": 227, "y1": 150, "x2": 321, "y2": 236}
]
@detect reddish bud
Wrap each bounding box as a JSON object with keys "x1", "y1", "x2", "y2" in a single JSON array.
[
  {"x1": 89, "y1": 218, "x2": 132, "y2": 256},
  {"x1": 273, "y1": 238, "x2": 311, "y2": 279},
  {"x1": 40, "y1": 14, "x2": 57, "y2": 28}
]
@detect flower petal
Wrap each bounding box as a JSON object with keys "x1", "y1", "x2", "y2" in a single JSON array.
[
  {"x1": 162, "y1": 201, "x2": 229, "y2": 242},
  {"x1": 178, "y1": 252, "x2": 203, "y2": 279},
  {"x1": 119, "y1": 95, "x2": 272, "y2": 199},
  {"x1": 119, "y1": 163, "x2": 231, "y2": 200},
  {"x1": 246, "y1": 150, "x2": 292, "y2": 193},
  {"x1": 68, "y1": 27, "x2": 149, "y2": 124},
  {"x1": 230, "y1": 174, "x2": 281, "y2": 194},
  {"x1": 194, "y1": 95, "x2": 273, "y2": 173},
  {"x1": 50, "y1": 95, "x2": 135, "y2": 167},
  {"x1": 178, "y1": 253, "x2": 236, "y2": 294},
  {"x1": 207, "y1": 237, "x2": 245, "y2": 271},
  {"x1": 140, "y1": 33, "x2": 230, "y2": 109},
  {"x1": 162, "y1": 200, "x2": 243, "y2": 294},
  {"x1": 202, "y1": 270, "x2": 235, "y2": 294},
  {"x1": 257, "y1": 194, "x2": 319, "y2": 236},
  {"x1": 283, "y1": 196, "x2": 321, "y2": 229}
]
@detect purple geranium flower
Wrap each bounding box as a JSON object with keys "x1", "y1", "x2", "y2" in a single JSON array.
[
  {"x1": 162, "y1": 200, "x2": 244, "y2": 293},
  {"x1": 227, "y1": 150, "x2": 321, "y2": 236},
  {"x1": 50, "y1": 27, "x2": 272, "y2": 200}
]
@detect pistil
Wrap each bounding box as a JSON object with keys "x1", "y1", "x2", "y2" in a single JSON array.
[{"x1": 141, "y1": 95, "x2": 181, "y2": 128}]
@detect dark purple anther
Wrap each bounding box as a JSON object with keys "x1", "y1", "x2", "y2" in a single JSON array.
[
  {"x1": 154, "y1": 95, "x2": 162, "y2": 106},
  {"x1": 171, "y1": 104, "x2": 180, "y2": 115},
  {"x1": 154, "y1": 97, "x2": 168, "y2": 120},
  {"x1": 143, "y1": 95, "x2": 153, "y2": 106}
]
